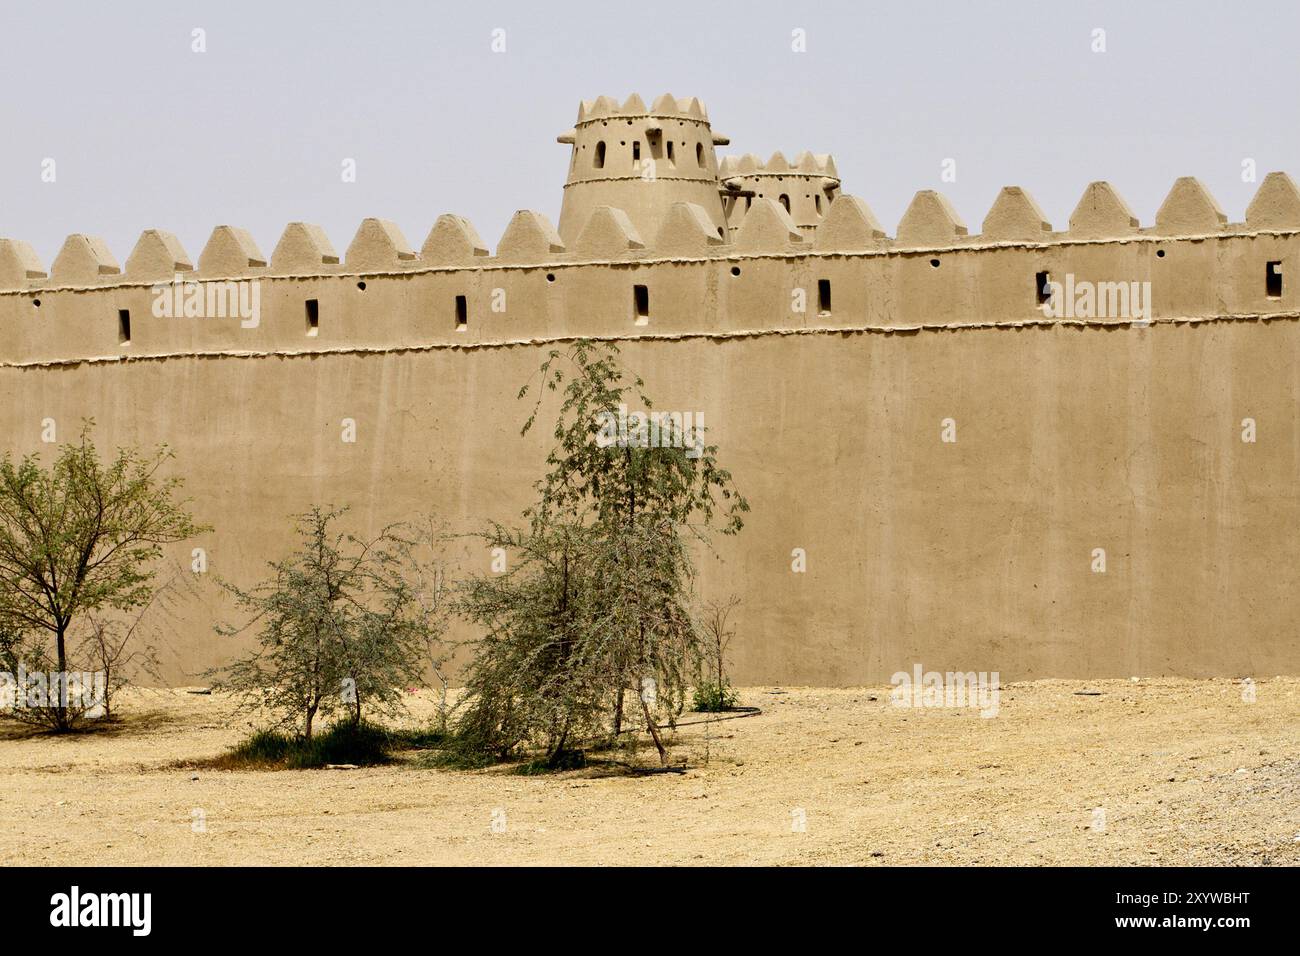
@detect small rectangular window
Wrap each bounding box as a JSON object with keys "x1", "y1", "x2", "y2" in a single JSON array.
[
  {"x1": 455, "y1": 294, "x2": 468, "y2": 330},
  {"x1": 633, "y1": 284, "x2": 649, "y2": 325},
  {"x1": 1267, "y1": 261, "x2": 1282, "y2": 298},
  {"x1": 1036, "y1": 271, "x2": 1052, "y2": 305},
  {"x1": 305, "y1": 299, "x2": 319, "y2": 336},
  {"x1": 118, "y1": 309, "x2": 131, "y2": 346},
  {"x1": 632, "y1": 141, "x2": 641, "y2": 163},
  {"x1": 817, "y1": 279, "x2": 832, "y2": 315}
]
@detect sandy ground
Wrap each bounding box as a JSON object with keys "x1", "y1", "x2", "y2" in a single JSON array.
[{"x1": 0, "y1": 678, "x2": 1296, "y2": 866}]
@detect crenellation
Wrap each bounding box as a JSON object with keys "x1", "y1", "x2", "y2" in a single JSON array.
[
  {"x1": 896, "y1": 190, "x2": 969, "y2": 245},
  {"x1": 733, "y1": 197, "x2": 804, "y2": 252},
  {"x1": 1154, "y1": 176, "x2": 1228, "y2": 235},
  {"x1": 573, "y1": 205, "x2": 646, "y2": 259},
  {"x1": 49, "y1": 234, "x2": 120, "y2": 284},
  {"x1": 125, "y1": 229, "x2": 194, "y2": 281},
  {"x1": 270, "y1": 222, "x2": 340, "y2": 274},
  {"x1": 981, "y1": 187, "x2": 1053, "y2": 241},
  {"x1": 812, "y1": 195, "x2": 887, "y2": 252},
  {"x1": 1068, "y1": 181, "x2": 1141, "y2": 239},
  {"x1": 653, "y1": 201, "x2": 729, "y2": 257},
  {"x1": 344, "y1": 218, "x2": 418, "y2": 271},
  {"x1": 421, "y1": 214, "x2": 490, "y2": 265},
  {"x1": 496, "y1": 210, "x2": 566, "y2": 264},
  {"x1": 0, "y1": 239, "x2": 47, "y2": 288},
  {"x1": 1244, "y1": 171, "x2": 1300, "y2": 230},
  {"x1": 197, "y1": 225, "x2": 267, "y2": 278}
]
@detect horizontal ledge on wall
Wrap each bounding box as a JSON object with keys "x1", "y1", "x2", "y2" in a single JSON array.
[{"x1": 4, "y1": 310, "x2": 1297, "y2": 372}]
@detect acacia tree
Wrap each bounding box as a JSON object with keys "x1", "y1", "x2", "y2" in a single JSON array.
[
  {"x1": 0, "y1": 426, "x2": 205, "y2": 731},
  {"x1": 455, "y1": 340, "x2": 748, "y2": 765},
  {"x1": 212, "y1": 507, "x2": 446, "y2": 739}
]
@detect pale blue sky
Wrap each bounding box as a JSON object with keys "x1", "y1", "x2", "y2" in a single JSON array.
[{"x1": 2, "y1": 0, "x2": 1296, "y2": 265}]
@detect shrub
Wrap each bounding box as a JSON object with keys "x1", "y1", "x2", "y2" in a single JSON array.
[
  {"x1": 453, "y1": 341, "x2": 749, "y2": 766},
  {"x1": 209, "y1": 507, "x2": 447, "y2": 740}
]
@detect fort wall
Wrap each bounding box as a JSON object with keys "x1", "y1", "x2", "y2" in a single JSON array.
[{"x1": 3, "y1": 110, "x2": 1300, "y2": 684}]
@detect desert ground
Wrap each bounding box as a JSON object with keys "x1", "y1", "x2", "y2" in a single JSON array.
[{"x1": 0, "y1": 677, "x2": 1296, "y2": 866}]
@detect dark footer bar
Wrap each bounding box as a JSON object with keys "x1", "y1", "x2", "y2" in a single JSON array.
[{"x1": 4, "y1": 865, "x2": 1281, "y2": 939}]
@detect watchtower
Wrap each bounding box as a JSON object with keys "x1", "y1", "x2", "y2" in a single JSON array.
[{"x1": 556, "y1": 93, "x2": 730, "y2": 246}]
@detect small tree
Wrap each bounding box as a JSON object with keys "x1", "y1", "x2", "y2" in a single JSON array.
[
  {"x1": 212, "y1": 507, "x2": 446, "y2": 739},
  {"x1": 455, "y1": 340, "x2": 749, "y2": 766},
  {"x1": 694, "y1": 595, "x2": 741, "y2": 712},
  {"x1": 0, "y1": 426, "x2": 206, "y2": 731}
]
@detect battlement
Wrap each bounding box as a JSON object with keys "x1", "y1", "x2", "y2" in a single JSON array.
[
  {"x1": 719, "y1": 151, "x2": 842, "y2": 236},
  {"x1": 5, "y1": 173, "x2": 1296, "y2": 283},
  {"x1": 569, "y1": 93, "x2": 717, "y2": 126},
  {"x1": 2, "y1": 92, "x2": 1298, "y2": 368}
]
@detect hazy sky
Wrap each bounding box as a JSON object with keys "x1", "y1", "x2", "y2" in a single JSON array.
[{"x1": 2, "y1": 0, "x2": 1297, "y2": 266}]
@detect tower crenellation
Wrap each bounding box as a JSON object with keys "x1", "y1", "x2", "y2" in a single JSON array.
[{"x1": 718, "y1": 151, "x2": 841, "y2": 238}]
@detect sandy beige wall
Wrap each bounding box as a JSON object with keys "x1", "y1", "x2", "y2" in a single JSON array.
[{"x1": 1, "y1": 312, "x2": 1298, "y2": 685}]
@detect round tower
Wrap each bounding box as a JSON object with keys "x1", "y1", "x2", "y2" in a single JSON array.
[
  {"x1": 718, "y1": 152, "x2": 841, "y2": 238},
  {"x1": 556, "y1": 93, "x2": 730, "y2": 247}
]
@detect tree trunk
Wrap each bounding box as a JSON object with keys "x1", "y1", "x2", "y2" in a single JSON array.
[
  {"x1": 613, "y1": 687, "x2": 624, "y2": 735},
  {"x1": 640, "y1": 693, "x2": 667, "y2": 766},
  {"x1": 54, "y1": 620, "x2": 68, "y2": 731}
]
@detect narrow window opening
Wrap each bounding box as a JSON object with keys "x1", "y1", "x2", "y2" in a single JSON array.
[
  {"x1": 817, "y1": 279, "x2": 831, "y2": 315},
  {"x1": 666, "y1": 140, "x2": 674, "y2": 166},
  {"x1": 779, "y1": 194, "x2": 790, "y2": 213},
  {"x1": 696, "y1": 142, "x2": 704, "y2": 167},
  {"x1": 594, "y1": 141, "x2": 606, "y2": 169},
  {"x1": 455, "y1": 294, "x2": 468, "y2": 330},
  {"x1": 633, "y1": 284, "x2": 650, "y2": 325},
  {"x1": 118, "y1": 309, "x2": 131, "y2": 346},
  {"x1": 632, "y1": 141, "x2": 641, "y2": 164},
  {"x1": 305, "y1": 299, "x2": 319, "y2": 336},
  {"x1": 1267, "y1": 261, "x2": 1283, "y2": 298},
  {"x1": 814, "y1": 194, "x2": 823, "y2": 214},
  {"x1": 1035, "y1": 271, "x2": 1052, "y2": 306}
]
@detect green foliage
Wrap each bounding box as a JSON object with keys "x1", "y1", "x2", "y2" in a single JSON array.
[
  {"x1": 210, "y1": 507, "x2": 446, "y2": 739},
  {"x1": 0, "y1": 424, "x2": 206, "y2": 731},
  {"x1": 521, "y1": 340, "x2": 749, "y2": 539},
  {"x1": 454, "y1": 341, "x2": 749, "y2": 767},
  {"x1": 692, "y1": 681, "x2": 739, "y2": 713},
  {"x1": 215, "y1": 721, "x2": 395, "y2": 770}
]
